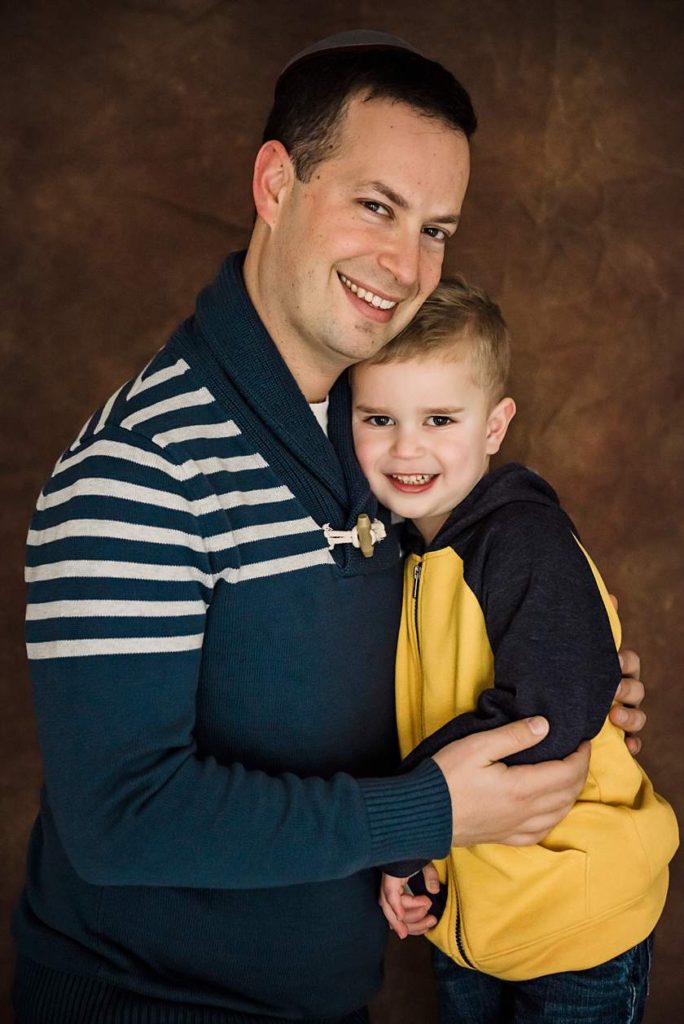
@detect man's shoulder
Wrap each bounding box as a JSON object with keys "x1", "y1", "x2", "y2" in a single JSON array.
[{"x1": 61, "y1": 341, "x2": 244, "y2": 466}]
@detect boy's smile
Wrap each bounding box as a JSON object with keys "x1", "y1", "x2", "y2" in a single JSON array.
[{"x1": 351, "y1": 355, "x2": 515, "y2": 543}]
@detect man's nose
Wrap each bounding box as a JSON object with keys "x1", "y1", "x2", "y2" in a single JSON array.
[{"x1": 377, "y1": 230, "x2": 421, "y2": 290}]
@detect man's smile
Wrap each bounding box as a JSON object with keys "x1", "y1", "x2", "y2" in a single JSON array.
[{"x1": 338, "y1": 272, "x2": 401, "y2": 322}]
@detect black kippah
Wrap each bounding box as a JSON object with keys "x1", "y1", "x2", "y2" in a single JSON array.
[{"x1": 278, "y1": 30, "x2": 423, "y2": 82}]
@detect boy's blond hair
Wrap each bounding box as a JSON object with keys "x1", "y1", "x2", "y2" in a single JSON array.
[{"x1": 368, "y1": 275, "x2": 511, "y2": 402}]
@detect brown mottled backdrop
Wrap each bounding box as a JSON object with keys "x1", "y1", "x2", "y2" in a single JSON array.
[{"x1": 2, "y1": 1, "x2": 682, "y2": 1020}]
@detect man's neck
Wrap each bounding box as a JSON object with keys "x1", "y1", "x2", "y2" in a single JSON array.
[{"x1": 243, "y1": 240, "x2": 343, "y2": 403}]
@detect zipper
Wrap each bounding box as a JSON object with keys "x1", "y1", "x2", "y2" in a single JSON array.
[
  {"x1": 455, "y1": 896, "x2": 475, "y2": 968},
  {"x1": 412, "y1": 561, "x2": 422, "y2": 654},
  {"x1": 412, "y1": 555, "x2": 474, "y2": 969}
]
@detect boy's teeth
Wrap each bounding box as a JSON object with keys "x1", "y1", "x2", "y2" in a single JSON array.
[
  {"x1": 392, "y1": 474, "x2": 434, "y2": 485},
  {"x1": 340, "y1": 274, "x2": 397, "y2": 310}
]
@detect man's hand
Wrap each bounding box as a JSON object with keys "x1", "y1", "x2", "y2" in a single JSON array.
[
  {"x1": 379, "y1": 864, "x2": 441, "y2": 939},
  {"x1": 610, "y1": 649, "x2": 645, "y2": 755},
  {"x1": 432, "y1": 717, "x2": 590, "y2": 847}
]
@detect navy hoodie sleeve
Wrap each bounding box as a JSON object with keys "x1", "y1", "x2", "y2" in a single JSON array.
[{"x1": 384, "y1": 504, "x2": 621, "y2": 878}]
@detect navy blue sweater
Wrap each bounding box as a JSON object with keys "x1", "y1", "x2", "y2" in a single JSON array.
[{"x1": 13, "y1": 252, "x2": 451, "y2": 1023}]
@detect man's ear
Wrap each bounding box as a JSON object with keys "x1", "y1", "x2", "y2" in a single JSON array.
[
  {"x1": 252, "y1": 140, "x2": 295, "y2": 228},
  {"x1": 485, "y1": 396, "x2": 516, "y2": 455}
]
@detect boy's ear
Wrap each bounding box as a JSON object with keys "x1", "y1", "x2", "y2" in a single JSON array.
[
  {"x1": 252, "y1": 140, "x2": 295, "y2": 228},
  {"x1": 485, "y1": 397, "x2": 516, "y2": 455}
]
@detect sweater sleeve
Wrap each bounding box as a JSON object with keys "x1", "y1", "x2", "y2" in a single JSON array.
[
  {"x1": 26, "y1": 426, "x2": 451, "y2": 889},
  {"x1": 383, "y1": 505, "x2": 621, "y2": 878}
]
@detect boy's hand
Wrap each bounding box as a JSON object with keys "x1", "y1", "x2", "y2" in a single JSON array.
[
  {"x1": 380, "y1": 864, "x2": 441, "y2": 939},
  {"x1": 610, "y1": 649, "x2": 646, "y2": 755},
  {"x1": 432, "y1": 718, "x2": 590, "y2": 847}
]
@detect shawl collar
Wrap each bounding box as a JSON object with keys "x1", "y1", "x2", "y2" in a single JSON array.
[{"x1": 173, "y1": 252, "x2": 378, "y2": 537}]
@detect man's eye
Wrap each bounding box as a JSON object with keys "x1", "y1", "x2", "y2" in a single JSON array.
[
  {"x1": 360, "y1": 201, "x2": 391, "y2": 217},
  {"x1": 422, "y1": 226, "x2": 449, "y2": 243},
  {"x1": 365, "y1": 415, "x2": 394, "y2": 427},
  {"x1": 426, "y1": 415, "x2": 454, "y2": 427}
]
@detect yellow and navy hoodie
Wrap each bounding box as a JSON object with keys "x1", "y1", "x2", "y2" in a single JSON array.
[{"x1": 385, "y1": 463, "x2": 678, "y2": 981}]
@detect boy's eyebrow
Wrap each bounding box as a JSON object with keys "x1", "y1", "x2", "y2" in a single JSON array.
[
  {"x1": 353, "y1": 404, "x2": 466, "y2": 414},
  {"x1": 361, "y1": 180, "x2": 461, "y2": 225},
  {"x1": 420, "y1": 406, "x2": 465, "y2": 414}
]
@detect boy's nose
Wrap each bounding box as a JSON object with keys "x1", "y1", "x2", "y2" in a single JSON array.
[{"x1": 390, "y1": 431, "x2": 423, "y2": 458}]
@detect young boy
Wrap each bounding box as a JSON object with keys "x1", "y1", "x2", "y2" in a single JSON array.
[{"x1": 351, "y1": 278, "x2": 678, "y2": 1023}]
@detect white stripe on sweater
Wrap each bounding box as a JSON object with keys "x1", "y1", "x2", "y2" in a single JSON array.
[
  {"x1": 28, "y1": 519, "x2": 211, "y2": 553},
  {"x1": 25, "y1": 560, "x2": 214, "y2": 587},
  {"x1": 53, "y1": 442, "x2": 267, "y2": 483},
  {"x1": 228, "y1": 518, "x2": 320, "y2": 547},
  {"x1": 29, "y1": 516, "x2": 321, "y2": 554},
  {"x1": 127, "y1": 358, "x2": 189, "y2": 400},
  {"x1": 27, "y1": 599, "x2": 207, "y2": 620},
  {"x1": 69, "y1": 415, "x2": 94, "y2": 453},
  {"x1": 120, "y1": 388, "x2": 214, "y2": 430},
  {"x1": 221, "y1": 547, "x2": 333, "y2": 584},
  {"x1": 36, "y1": 478, "x2": 219, "y2": 516},
  {"x1": 152, "y1": 421, "x2": 241, "y2": 446},
  {"x1": 55, "y1": 441, "x2": 195, "y2": 482},
  {"x1": 217, "y1": 485, "x2": 293, "y2": 510},
  {"x1": 27, "y1": 634, "x2": 205, "y2": 659},
  {"x1": 94, "y1": 383, "x2": 127, "y2": 436}
]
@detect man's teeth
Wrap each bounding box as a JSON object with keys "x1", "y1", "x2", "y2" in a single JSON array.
[
  {"x1": 340, "y1": 274, "x2": 397, "y2": 310},
  {"x1": 392, "y1": 474, "x2": 434, "y2": 485}
]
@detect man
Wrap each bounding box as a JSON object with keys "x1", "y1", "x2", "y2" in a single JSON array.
[{"x1": 13, "y1": 32, "x2": 645, "y2": 1024}]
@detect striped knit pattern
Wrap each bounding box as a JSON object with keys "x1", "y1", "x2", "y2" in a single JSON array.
[
  {"x1": 26, "y1": 350, "x2": 334, "y2": 662},
  {"x1": 15, "y1": 252, "x2": 453, "y2": 1021}
]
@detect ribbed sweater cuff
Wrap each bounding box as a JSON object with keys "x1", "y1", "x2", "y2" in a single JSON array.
[{"x1": 358, "y1": 758, "x2": 452, "y2": 867}]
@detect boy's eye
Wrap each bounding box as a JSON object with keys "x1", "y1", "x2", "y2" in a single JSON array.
[
  {"x1": 364, "y1": 414, "x2": 394, "y2": 427},
  {"x1": 426, "y1": 415, "x2": 455, "y2": 427}
]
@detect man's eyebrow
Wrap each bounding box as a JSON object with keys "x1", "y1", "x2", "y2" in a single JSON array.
[{"x1": 362, "y1": 180, "x2": 461, "y2": 225}]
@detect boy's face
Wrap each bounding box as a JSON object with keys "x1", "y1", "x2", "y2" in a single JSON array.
[{"x1": 352, "y1": 353, "x2": 515, "y2": 543}]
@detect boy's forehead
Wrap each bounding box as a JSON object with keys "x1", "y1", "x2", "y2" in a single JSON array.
[{"x1": 351, "y1": 350, "x2": 477, "y2": 391}]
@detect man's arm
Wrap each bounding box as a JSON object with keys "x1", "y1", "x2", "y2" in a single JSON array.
[{"x1": 27, "y1": 425, "x2": 456, "y2": 888}]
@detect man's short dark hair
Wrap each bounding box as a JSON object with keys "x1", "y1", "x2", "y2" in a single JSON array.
[{"x1": 263, "y1": 49, "x2": 477, "y2": 182}]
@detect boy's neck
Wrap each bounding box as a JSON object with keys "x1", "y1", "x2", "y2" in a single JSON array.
[{"x1": 413, "y1": 467, "x2": 490, "y2": 545}]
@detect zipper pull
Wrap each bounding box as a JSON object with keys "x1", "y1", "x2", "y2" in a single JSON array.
[{"x1": 412, "y1": 562, "x2": 422, "y2": 599}]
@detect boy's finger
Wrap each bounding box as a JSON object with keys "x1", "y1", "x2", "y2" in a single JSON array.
[
  {"x1": 404, "y1": 914, "x2": 437, "y2": 936},
  {"x1": 422, "y1": 863, "x2": 440, "y2": 894},
  {"x1": 379, "y1": 892, "x2": 408, "y2": 939},
  {"x1": 385, "y1": 883, "x2": 408, "y2": 922}
]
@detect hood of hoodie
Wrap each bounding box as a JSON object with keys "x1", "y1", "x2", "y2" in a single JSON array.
[{"x1": 406, "y1": 463, "x2": 575, "y2": 555}]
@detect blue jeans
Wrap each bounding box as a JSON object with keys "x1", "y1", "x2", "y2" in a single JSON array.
[{"x1": 432, "y1": 936, "x2": 653, "y2": 1024}]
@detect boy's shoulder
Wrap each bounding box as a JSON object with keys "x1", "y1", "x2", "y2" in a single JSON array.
[
  {"x1": 441, "y1": 464, "x2": 587, "y2": 582},
  {"x1": 438, "y1": 463, "x2": 577, "y2": 557}
]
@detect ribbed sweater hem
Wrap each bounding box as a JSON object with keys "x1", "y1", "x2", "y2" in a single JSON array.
[
  {"x1": 358, "y1": 758, "x2": 452, "y2": 865},
  {"x1": 13, "y1": 958, "x2": 360, "y2": 1024}
]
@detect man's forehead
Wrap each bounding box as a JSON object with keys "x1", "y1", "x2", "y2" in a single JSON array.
[{"x1": 326, "y1": 99, "x2": 469, "y2": 209}]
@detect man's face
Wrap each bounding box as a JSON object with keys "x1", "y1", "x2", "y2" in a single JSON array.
[
  {"x1": 352, "y1": 354, "x2": 506, "y2": 544},
  {"x1": 265, "y1": 95, "x2": 470, "y2": 374}
]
